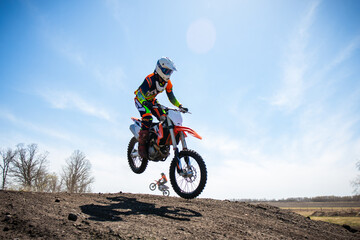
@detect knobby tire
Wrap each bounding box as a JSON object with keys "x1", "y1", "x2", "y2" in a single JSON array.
[
  {"x1": 127, "y1": 137, "x2": 148, "y2": 174},
  {"x1": 169, "y1": 149, "x2": 207, "y2": 199}
]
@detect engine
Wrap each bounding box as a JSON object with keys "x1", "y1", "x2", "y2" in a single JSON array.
[{"x1": 148, "y1": 139, "x2": 170, "y2": 161}]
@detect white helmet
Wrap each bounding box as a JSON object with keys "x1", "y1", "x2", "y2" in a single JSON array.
[{"x1": 155, "y1": 57, "x2": 177, "y2": 82}]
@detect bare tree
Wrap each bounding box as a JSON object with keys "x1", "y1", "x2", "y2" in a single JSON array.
[
  {"x1": 61, "y1": 150, "x2": 94, "y2": 193},
  {"x1": 352, "y1": 160, "x2": 360, "y2": 195},
  {"x1": 34, "y1": 168, "x2": 51, "y2": 192},
  {"x1": 11, "y1": 143, "x2": 49, "y2": 191},
  {"x1": 45, "y1": 173, "x2": 62, "y2": 193},
  {"x1": 0, "y1": 148, "x2": 17, "y2": 190}
]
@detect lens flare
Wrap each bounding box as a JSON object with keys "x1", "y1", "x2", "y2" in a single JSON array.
[{"x1": 187, "y1": 18, "x2": 216, "y2": 54}]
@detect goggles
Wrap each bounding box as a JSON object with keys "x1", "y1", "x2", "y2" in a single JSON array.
[{"x1": 158, "y1": 62, "x2": 173, "y2": 76}]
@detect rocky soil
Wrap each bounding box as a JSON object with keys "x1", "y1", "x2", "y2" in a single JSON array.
[{"x1": 0, "y1": 190, "x2": 359, "y2": 239}]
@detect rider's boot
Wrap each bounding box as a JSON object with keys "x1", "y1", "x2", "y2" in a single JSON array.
[{"x1": 138, "y1": 129, "x2": 149, "y2": 159}]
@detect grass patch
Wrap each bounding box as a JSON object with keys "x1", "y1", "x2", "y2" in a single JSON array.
[
  {"x1": 265, "y1": 201, "x2": 360, "y2": 230},
  {"x1": 310, "y1": 216, "x2": 360, "y2": 230},
  {"x1": 294, "y1": 211, "x2": 315, "y2": 217},
  {"x1": 281, "y1": 207, "x2": 360, "y2": 230}
]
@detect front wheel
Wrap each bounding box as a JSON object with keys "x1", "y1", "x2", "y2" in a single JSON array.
[
  {"x1": 169, "y1": 149, "x2": 207, "y2": 199},
  {"x1": 149, "y1": 183, "x2": 156, "y2": 191},
  {"x1": 127, "y1": 137, "x2": 148, "y2": 174}
]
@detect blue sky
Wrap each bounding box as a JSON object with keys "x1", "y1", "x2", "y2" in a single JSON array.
[{"x1": 1, "y1": 0, "x2": 360, "y2": 200}]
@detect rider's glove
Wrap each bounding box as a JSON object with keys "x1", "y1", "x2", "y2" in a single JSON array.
[
  {"x1": 159, "y1": 115, "x2": 166, "y2": 121},
  {"x1": 142, "y1": 101, "x2": 153, "y2": 109},
  {"x1": 179, "y1": 105, "x2": 188, "y2": 113}
]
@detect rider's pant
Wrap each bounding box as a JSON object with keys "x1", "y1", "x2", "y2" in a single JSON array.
[
  {"x1": 134, "y1": 99, "x2": 165, "y2": 130},
  {"x1": 158, "y1": 183, "x2": 165, "y2": 191}
]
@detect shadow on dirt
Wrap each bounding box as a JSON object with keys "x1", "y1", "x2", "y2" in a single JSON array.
[{"x1": 80, "y1": 196, "x2": 202, "y2": 222}]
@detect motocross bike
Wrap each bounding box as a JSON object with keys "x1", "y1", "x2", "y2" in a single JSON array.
[
  {"x1": 149, "y1": 180, "x2": 170, "y2": 196},
  {"x1": 127, "y1": 105, "x2": 207, "y2": 199}
]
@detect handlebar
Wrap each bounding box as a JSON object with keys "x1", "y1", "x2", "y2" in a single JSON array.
[{"x1": 160, "y1": 105, "x2": 191, "y2": 114}]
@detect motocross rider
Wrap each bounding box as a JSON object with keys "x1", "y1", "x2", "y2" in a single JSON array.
[
  {"x1": 134, "y1": 57, "x2": 188, "y2": 159},
  {"x1": 157, "y1": 172, "x2": 168, "y2": 191}
]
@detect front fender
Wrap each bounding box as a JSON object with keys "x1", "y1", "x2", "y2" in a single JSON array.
[{"x1": 174, "y1": 126, "x2": 202, "y2": 140}]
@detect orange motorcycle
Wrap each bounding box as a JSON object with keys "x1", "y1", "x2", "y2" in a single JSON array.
[{"x1": 128, "y1": 105, "x2": 207, "y2": 199}]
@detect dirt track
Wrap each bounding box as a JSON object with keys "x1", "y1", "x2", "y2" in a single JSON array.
[{"x1": 0, "y1": 190, "x2": 359, "y2": 239}]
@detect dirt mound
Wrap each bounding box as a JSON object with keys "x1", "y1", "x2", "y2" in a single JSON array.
[
  {"x1": 0, "y1": 190, "x2": 359, "y2": 239},
  {"x1": 311, "y1": 210, "x2": 360, "y2": 217}
]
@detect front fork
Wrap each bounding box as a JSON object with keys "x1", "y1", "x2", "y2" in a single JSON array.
[{"x1": 167, "y1": 118, "x2": 190, "y2": 173}]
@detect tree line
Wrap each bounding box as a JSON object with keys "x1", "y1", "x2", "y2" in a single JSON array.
[
  {"x1": 233, "y1": 195, "x2": 360, "y2": 203},
  {"x1": 0, "y1": 143, "x2": 94, "y2": 193}
]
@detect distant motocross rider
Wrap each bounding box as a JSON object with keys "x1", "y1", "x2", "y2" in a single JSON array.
[
  {"x1": 157, "y1": 172, "x2": 168, "y2": 191},
  {"x1": 134, "y1": 57, "x2": 188, "y2": 159}
]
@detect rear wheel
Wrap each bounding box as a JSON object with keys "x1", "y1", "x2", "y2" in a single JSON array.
[
  {"x1": 169, "y1": 149, "x2": 207, "y2": 199},
  {"x1": 163, "y1": 189, "x2": 170, "y2": 196},
  {"x1": 127, "y1": 137, "x2": 148, "y2": 174}
]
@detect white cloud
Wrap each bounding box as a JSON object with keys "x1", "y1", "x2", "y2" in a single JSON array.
[
  {"x1": 93, "y1": 65, "x2": 126, "y2": 90},
  {"x1": 200, "y1": 132, "x2": 240, "y2": 156},
  {"x1": 40, "y1": 90, "x2": 112, "y2": 121},
  {"x1": 326, "y1": 35, "x2": 360, "y2": 71},
  {"x1": 270, "y1": 1, "x2": 320, "y2": 111},
  {"x1": 207, "y1": 157, "x2": 357, "y2": 200},
  {"x1": 42, "y1": 26, "x2": 87, "y2": 68},
  {"x1": 59, "y1": 44, "x2": 86, "y2": 66},
  {"x1": 104, "y1": 0, "x2": 129, "y2": 36},
  {"x1": 41, "y1": 21, "x2": 127, "y2": 91},
  {"x1": 52, "y1": 40, "x2": 126, "y2": 91},
  {"x1": 193, "y1": 104, "x2": 360, "y2": 199},
  {"x1": 195, "y1": 24, "x2": 360, "y2": 199},
  {"x1": 0, "y1": 109, "x2": 74, "y2": 142},
  {"x1": 105, "y1": 0, "x2": 122, "y2": 22}
]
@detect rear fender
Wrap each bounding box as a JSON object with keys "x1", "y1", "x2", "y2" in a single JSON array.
[
  {"x1": 174, "y1": 126, "x2": 202, "y2": 140},
  {"x1": 130, "y1": 117, "x2": 141, "y2": 139}
]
